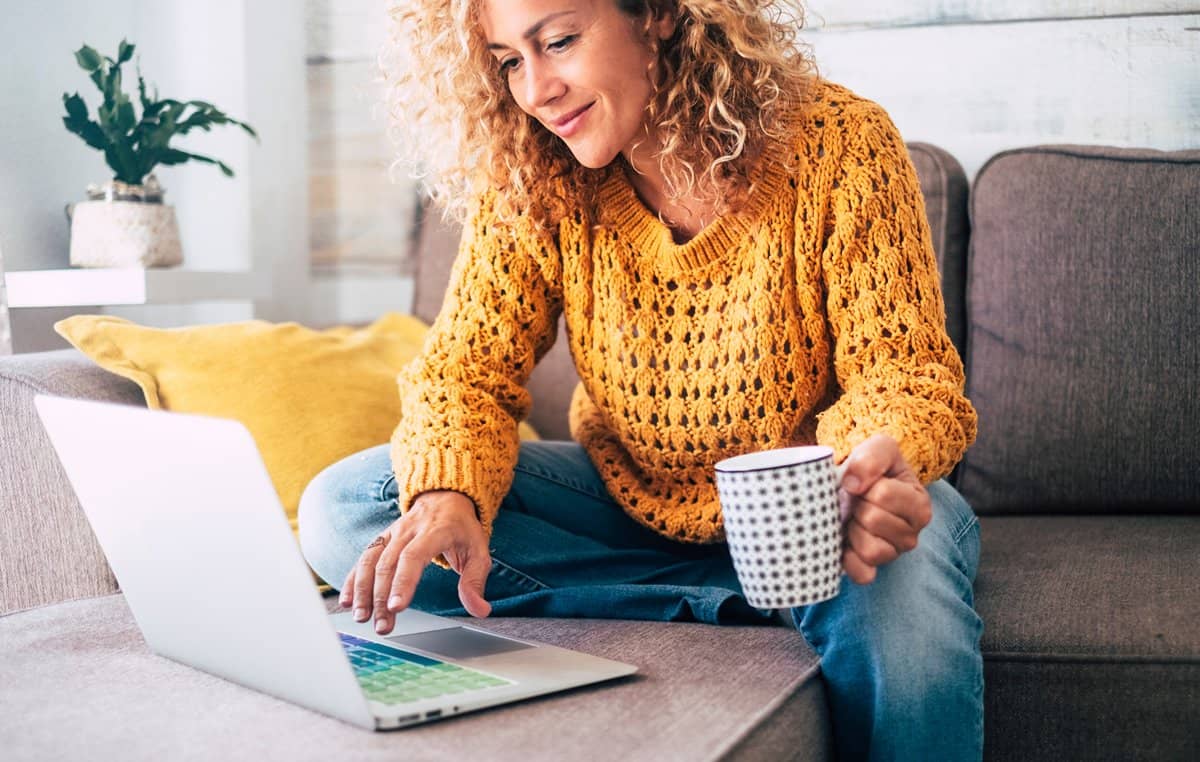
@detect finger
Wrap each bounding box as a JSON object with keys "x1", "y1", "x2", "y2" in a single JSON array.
[
  {"x1": 372, "y1": 531, "x2": 413, "y2": 634},
  {"x1": 842, "y1": 546, "x2": 877, "y2": 585},
  {"x1": 456, "y1": 546, "x2": 493, "y2": 618},
  {"x1": 846, "y1": 516, "x2": 900, "y2": 568},
  {"x1": 339, "y1": 567, "x2": 356, "y2": 608},
  {"x1": 862, "y1": 476, "x2": 932, "y2": 532},
  {"x1": 352, "y1": 534, "x2": 389, "y2": 622},
  {"x1": 841, "y1": 433, "x2": 904, "y2": 496},
  {"x1": 854, "y1": 497, "x2": 921, "y2": 553},
  {"x1": 386, "y1": 538, "x2": 438, "y2": 618},
  {"x1": 838, "y1": 487, "x2": 853, "y2": 523}
]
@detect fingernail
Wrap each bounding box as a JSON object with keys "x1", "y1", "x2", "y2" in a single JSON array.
[
  {"x1": 388, "y1": 596, "x2": 403, "y2": 610},
  {"x1": 843, "y1": 475, "x2": 861, "y2": 492},
  {"x1": 354, "y1": 608, "x2": 368, "y2": 622},
  {"x1": 375, "y1": 618, "x2": 388, "y2": 634}
]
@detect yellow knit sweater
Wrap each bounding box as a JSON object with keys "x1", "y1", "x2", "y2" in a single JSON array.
[{"x1": 391, "y1": 81, "x2": 977, "y2": 544}]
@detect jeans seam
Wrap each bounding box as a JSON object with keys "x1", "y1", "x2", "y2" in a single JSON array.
[
  {"x1": 490, "y1": 556, "x2": 550, "y2": 592},
  {"x1": 950, "y1": 514, "x2": 980, "y2": 583},
  {"x1": 951, "y1": 514, "x2": 978, "y2": 547},
  {"x1": 512, "y1": 462, "x2": 611, "y2": 503}
]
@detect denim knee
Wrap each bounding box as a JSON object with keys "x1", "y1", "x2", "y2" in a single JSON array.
[
  {"x1": 824, "y1": 479, "x2": 979, "y2": 630},
  {"x1": 792, "y1": 479, "x2": 984, "y2": 759},
  {"x1": 297, "y1": 443, "x2": 396, "y2": 589}
]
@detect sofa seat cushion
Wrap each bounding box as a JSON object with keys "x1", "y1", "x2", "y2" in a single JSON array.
[
  {"x1": 976, "y1": 515, "x2": 1200, "y2": 760},
  {"x1": 0, "y1": 594, "x2": 830, "y2": 761}
]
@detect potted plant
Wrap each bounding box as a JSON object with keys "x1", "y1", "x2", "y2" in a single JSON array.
[{"x1": 61, "y1": 40, "x2": 257, "y2": 268}]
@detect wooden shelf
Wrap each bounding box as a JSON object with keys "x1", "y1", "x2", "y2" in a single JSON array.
[{"x1": 5, "y1": 268, "x2": 266, "y2": 309}]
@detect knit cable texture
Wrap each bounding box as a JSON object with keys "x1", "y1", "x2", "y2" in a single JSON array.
[{"x1": 391, "y1": 81, "x2": 977, "y2": 546}]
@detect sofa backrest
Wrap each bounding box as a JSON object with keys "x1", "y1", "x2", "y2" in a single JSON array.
[
  {"x1": 956, "y1": 145, "x2": 1200, "y2": 516},
  {"x1": 412, "y1": 142, "x2": 970, "y2": 442},
  {"x1": 907, "y1": 143, "x2": 970, "y2": 357},
  {"x1": 412, "y1": 204, "x2": 581, "y2": 440}
]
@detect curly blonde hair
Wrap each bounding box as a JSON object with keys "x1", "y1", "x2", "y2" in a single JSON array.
[{"x1": 382, "y1": 0, "x2": 816, "y2": 229}]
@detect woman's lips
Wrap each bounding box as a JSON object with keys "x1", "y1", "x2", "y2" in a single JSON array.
[{"x1": 552, "y1": 102, "x2": 594, "y2": 138}]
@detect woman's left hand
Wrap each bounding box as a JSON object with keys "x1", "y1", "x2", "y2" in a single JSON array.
[{"x1": 838, "y1": 433, "x2": 932, "y2": 584}]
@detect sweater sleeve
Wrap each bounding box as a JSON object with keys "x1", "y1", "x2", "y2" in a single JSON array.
[
  {"x1": 390, "y1": 191, "x2": 562, "y2": 539},
  {"x1": 813, "y1": 104, "x2": 977, "y2": 483}
]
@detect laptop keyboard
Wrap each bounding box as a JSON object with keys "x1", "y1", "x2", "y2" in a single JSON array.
[{"x1": 339, "y1": 633, "x2": 512, "y2": 704}]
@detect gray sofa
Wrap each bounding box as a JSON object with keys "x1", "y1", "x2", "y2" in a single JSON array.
[{"x1": 1, "y1": 143, "x2": 1197, "y2": 761}]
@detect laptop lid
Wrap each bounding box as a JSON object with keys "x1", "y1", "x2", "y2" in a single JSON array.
[{"x1": 34, "y1": 395, "x2": 376, "y2": 730}]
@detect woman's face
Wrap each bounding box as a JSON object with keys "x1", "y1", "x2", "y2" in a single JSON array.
[{"x1": 479, "y1": 0, "x2": 674, "y2": 169}]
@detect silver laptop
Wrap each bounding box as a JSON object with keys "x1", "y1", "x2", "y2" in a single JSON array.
[{"x1": 35, "y1": 395, "x2": 636, "y2": 731}]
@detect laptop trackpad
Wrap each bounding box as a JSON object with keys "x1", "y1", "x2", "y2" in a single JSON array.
[{"x1": 385, "y1": 627, "x2": 534, "y2": 660}]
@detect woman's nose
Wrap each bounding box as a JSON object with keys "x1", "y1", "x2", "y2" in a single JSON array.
[{"x1": 524, "y1": 60, "x2": 565, "y2": 108}]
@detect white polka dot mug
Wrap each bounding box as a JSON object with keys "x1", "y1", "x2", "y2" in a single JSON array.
[{"x1": 715, "y1": 446, "x2": 848, "y2": 609}]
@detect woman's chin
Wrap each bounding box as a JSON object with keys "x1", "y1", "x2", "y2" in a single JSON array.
[{"x1": 565, "y1": 143, "x2": 620, "y2": 170}]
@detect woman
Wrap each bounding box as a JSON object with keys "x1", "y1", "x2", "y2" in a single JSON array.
[{"x1": 299, "y1": 0, "x2": 983, "y2": 758}]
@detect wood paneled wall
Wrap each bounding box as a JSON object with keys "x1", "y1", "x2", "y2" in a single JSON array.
[
  {"x1": 307, "y1": 0, "x2": 418, "y2": 275},
  {"x1": 807, "y1": 1, "x2": 1197, "y2": 28},
  {"x1": 803, "y1": 1, "x2": 1200, "y2": 179}
]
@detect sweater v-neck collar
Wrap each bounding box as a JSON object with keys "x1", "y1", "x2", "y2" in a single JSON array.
[{"x1": 596, "y1": 113, "x2": 797, "y2": 274}]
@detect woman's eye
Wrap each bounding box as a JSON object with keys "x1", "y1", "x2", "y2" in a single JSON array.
[
  {"x1": 547, "y1": 35, "x2": 576, "y2": 52},
  {"x1": 499, "y1": 57, "x2": 520, "y2": 73}
]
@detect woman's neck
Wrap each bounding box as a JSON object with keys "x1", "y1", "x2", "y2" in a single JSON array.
[{"x1": 621, "y1": 154, "x2": 719, "y2": 245}]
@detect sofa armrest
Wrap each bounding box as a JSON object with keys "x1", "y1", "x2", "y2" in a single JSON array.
[{"x1": 0, "y1": 350, "x2": 145, "y2": 615}]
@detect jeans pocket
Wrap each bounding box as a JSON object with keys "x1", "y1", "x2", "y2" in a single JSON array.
[{"x1": 378, "y1": 473, "x2": 398, "y2": 505}]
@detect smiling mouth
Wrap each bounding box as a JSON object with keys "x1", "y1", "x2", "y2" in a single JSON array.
[{"x1": 550, "y1": 102, "x2": 594, "y2": 137}]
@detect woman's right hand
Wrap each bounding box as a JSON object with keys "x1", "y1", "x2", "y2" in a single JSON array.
[{"x1": 339, "y1": 489, "x2": 492, "y2": 634}]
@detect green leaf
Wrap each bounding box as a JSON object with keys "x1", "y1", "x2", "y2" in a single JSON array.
[
  {"x1": 117, "y1": 40, "x2": 135, "y2": 64},
  {"x1": 159, "y1": 148, "x2": 237, "y2": 178},
  {"x1": 157, "y1": 148, "x2": 192, "y2": 166},
  {"x1": 174, "y1": 103, "x2": 259, "y2": 141},
  {"x1": 62, "y1": 93, "x2": 109, "y2": 153},
  {"x1": 62, "y1": 116, "x2": 109, "y2": 152},
  {"x1": 115, "y1": 100, "x2": 136, "y2": 133},
  {"x1": 161, "y1": 101, "x2": 186, "y2": 133},
  {"x1": 136, "y1": 66, "x2": 155, "y2": 114},
  {"x1": 63, "y1": 92, "x2": 88, "y2": 121},
  {"x1": 75, "y1": 45, "x2": 102, "y2": 72},
  {"x1": 103, "y1": 145, "x2": 142, "y2": 184}
]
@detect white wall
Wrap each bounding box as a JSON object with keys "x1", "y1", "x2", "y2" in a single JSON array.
[
  {"x1": 1, "y1": 0, "x2": 308, "y2": 351},
  {"x1": 802, "y1": 1, "x2": 1200, "y2": 180},
  {"x1": 2, "y1": 1, "x2": 132, "y2": 271}
]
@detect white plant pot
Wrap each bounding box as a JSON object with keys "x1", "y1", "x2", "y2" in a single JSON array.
[{"x1": 69, "y1": 200, "x2": 183, "y2": 268}]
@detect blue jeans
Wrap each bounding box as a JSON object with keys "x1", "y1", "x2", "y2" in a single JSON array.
[{"x1": 299, "y1": 441, "x2": 983, "y2": 761}]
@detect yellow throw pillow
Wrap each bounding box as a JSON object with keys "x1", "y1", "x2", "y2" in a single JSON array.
[{"x1": 54, "y1": 313, "x2": 540, "y2": 539}]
